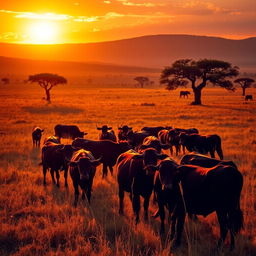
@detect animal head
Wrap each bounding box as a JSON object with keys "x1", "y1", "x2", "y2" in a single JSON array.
[
  {"x1": 97, "y1": 125, "x2": 112, "y2": 133},
  {"x1": 118, "y1": 125, "x2": 133, "y2": 133}
]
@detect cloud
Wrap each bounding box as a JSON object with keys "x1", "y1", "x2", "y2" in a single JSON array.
[{"x1": 117, "y1": 0, "x2": 165, "y2": 7}]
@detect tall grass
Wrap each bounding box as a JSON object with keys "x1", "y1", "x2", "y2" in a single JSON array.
[{"x1": 0, "y1": 84, "x2": 256, "y2": 255}]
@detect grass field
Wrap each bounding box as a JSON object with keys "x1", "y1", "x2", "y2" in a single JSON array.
[{"x1": 0, "y1": 83, "x2": 256, "y2": 255}]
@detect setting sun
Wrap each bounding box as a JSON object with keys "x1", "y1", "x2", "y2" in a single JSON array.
[{"x1": 27, "y1": 21, "x2": 59, "y2": 44}]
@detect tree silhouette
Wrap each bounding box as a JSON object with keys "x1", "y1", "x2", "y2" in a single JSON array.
[
  {"x1": 160, "y1": 59, "x2": 239, "y2": 105},
  {"x1": 134, "y1": 76, "x2": 149, "y2": 88},
  {"x1": 1, "y1": 78, "x2": 10, "y2": 85},
  {"x1": 234, "y1": 78, "x2": 255, "y2": 96},
  {"x1": 28, "y1": 73, "x2": 67, "y2": 103}
]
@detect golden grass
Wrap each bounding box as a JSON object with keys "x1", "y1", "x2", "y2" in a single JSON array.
[{"x1": 0, "y1": 83, "x2": 256, "y2": 255}]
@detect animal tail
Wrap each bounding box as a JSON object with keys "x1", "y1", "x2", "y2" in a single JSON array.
[
  {"x1": 228, "y1": 202, "x2": 244, "y2": 234},
  {"x1": 215, "y1": 135, "x2": 223, "y2": 160}
]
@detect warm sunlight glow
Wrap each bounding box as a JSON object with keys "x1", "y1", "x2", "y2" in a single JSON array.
[{"x1": 27, "y1": 21, "x2": 59, "y2": 44}]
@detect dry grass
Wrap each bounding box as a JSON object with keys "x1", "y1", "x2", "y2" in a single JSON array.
[{"x1": 0, "y1": 83, "x2": 256, "y2": 255}]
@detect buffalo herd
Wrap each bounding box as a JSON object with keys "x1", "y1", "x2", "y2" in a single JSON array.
[{"x1": 34, "y1": 124, "x2": 243, "y2": 251}]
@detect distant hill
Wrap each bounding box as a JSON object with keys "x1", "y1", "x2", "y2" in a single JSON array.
[
  {"x1": 0, "y1": 56, "x2": 158, "y2": 76},
  {"x1": 0, "y1": 35, "x2": 256, "y2": 69}
]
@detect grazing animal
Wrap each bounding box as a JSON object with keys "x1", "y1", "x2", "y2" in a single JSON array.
[
  {"x1": 127, "y1": 130, "x2": 150, "y2": 149},
  {"x1": 72, "y1": 138, "x2": 131, "y2": 178},
  {"x1": 154, "y1": 160, "x2": 243, "y2": 250},
  {"x1": 41, "y1": 143, "x2": 75, "y2": 187},
  {"x1": 117, "y1": 148, "x2": 167, "y2": 223},
  {"x1": 180, "y1": 91, "x2": 191, "y2": 98},
  {"x1": 32, "y1": 127, "x2": 44, "y2": 147},
  {"x1": 180, "y1": 153, "x2": 237, "y2": 168},
  {"x1": 179, "y1": 133, "x2": 223, "y2": 159},
  {"x1": 118, "y1": 125, "x2": 133, "y2": 142},
  {"x1": 141, "y1": 126, "x2": 172, "y2": 137},
  {"x1": 54, "y1": 124, "x2": 87, "y2": 141},
  {"x1": 245, "y1": 95, "x2": 253, "y2": 101},
  {"x1": 97, "y1": 125, "x2": 117, "y2": 142},
  {"x1": 139, "y1": 136, "x2": 169, "y2": 153},
  {"x1": 69, "y1": 149, "x2": 101, "y2": 206},
  {"x1": 43, "y1": 136, "x2": 60, "y2": 144}
]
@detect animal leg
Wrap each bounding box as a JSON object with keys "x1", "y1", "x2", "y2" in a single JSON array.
[
  {"x1": 158, "y1": 201, "x2": 165, "y2": 235},
  {"x1": 56, "y1": 170, "x2": 60, "y2": 187},
  {"x1": 209, "y1": 148, "x2": 215, "y2": 158},
  {"x1": 64, "y1": 168, "x2": 68, "y2": 187},
  {"x1": 118, "y1": 187, "x2": 124, "y2": 215},
  {"x1": 132, "y1": 193, "x2": 140, "y2": 224},
  {"x1": 216, "y1": 210, "x2": 229, "y2": 250},
  {"x1": 43, "y1": 165, "x2": 47, "y2": 185},
  {"x1": 50, "y1": 168, "x2": 56, "y2": 184},
  {"x1": 143, "y1": 196, "x2": 150, "y2": 221},
  {"x1": 72, "y1": 180, "x2": 79, "y2": 207}
]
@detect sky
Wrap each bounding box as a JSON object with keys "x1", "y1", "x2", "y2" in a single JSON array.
[{"x1": 0, "y1": 0, "x2": 255, "y2": 44}]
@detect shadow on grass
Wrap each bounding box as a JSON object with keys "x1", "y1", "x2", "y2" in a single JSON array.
[{"x1": 22, "y1": 105, "x2": 84, "y2": 115}]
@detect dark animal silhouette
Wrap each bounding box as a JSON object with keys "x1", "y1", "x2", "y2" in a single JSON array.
[
  {"x1": 32, "y1": 127, "x2": 44, "y2": 147},
  {"x1": 69, "y1": 149, "x2": 101, "y2": 206},
  {"x1": 180, "y1": 91, "x2": 191, "y2": 98},
  {"x1": 97, "y1": 125, "x2": 117, "y2": 142},
  {"x1": 54, "y1": 124, "x2": 87, "y2": 141},
  {"x1": 180, "y1": 153, "x2": 237, "y2": 168},
  {"x1": 179, "y1": 133, "x2": 223, "y2": 159},
  {"x1": 117, "y1": 148, "x2": 167, "y2": 223},
  {"x1": 127, "y1": 130, "x2": 150, "y2": 149},
  {"x1": 118, "y1": 125, "x2": 133, "y2": 142},
  {"x1": 43, "y1": 136, "x2": 60, "y2": 144},
  {"x1": 153, "y1": 160, "x2": 243, "y2": 250},
  {"x1": 139, "y1": 136, "x2": 169, "y2": 153},
  {"x1": 141, "y1": 126, "x2": 172, "y2": 137},
  {"x1": 72, "y1": 138, "x2": 131, "y2": 178},
  {"x1": 245, "y1": 95, "x2": 253, "y2": 101},
  {"x1": 41, "y1": 143, "x2": 75, "y2": 187}
]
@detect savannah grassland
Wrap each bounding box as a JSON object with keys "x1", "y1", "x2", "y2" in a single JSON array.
[{"x1": 0, "y1": 82, "x2": 256, "y2": 256}]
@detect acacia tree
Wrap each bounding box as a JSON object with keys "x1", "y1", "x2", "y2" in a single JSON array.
[
  {"x1": 234, "y1": 78, "x2": 255, "y2": 96},
  {"x1": 28, "y1": 73, "x2": 67, "y2": 103},
  {"x1": 134, "y1": 76, "x2": 149, "y2": 88},
  {"x1": 160, "y1": 59, "x2": 239, "y2": 105},
  {"x1": 1, "y1": 78, "x2": 10, "y2": 84}
]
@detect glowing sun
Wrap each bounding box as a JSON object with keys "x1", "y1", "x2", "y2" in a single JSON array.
[{"x1": 27, "y1": 21, "x2": 59, "y2": 44}]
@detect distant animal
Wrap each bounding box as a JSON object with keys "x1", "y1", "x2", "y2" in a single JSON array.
[
  {"x1": 139, "y1": 136, "x2": 169, "y2": 153},
  {"x1": 245, "y1": 95, "x2": 253, "y2": 101},
  {"x1": 54, "y1": 124, "x2": 87, "y2": 141},
  {"x1": 127, "y1": 130, "x2": 150, "y2": 149},
  {"x1": 69, "y1": 149, "x2": 101, "y2": 206},
  {"x1": 32, "y1": 127, "x2": 44, "y2": 147},
  {"x1": 72, "y1": 138, "x2": 131, "y2": 178},
  {"x1": 43, "y1": 136, "x2": 60, "y2": 144},
  {"x1": 97, "y1": 125, "x2": 117, "y2": 142},
  {"x1": 117, "y1": 148, "x2": 167, "y2": 223},
  {"x1": 118, "y1": 125, "x2": 133, "y2": 142},
  {"x1": 180, "y1": 91, "x2": 191, "y2": 98},
  {"x1": 41, "y1": 143, "x2": 75, "y2": 187},
  {"x1": 179, "y1": 133, "x2": 223, "y2": 159},
  {"x1": 153, "y1": 159, "x2": 243, "y2": 250},
  {"x1": 141, "y1": 126, "x2": 172, "y2": 137},
  {"x1": 180, "y1": 153, "x2": 237, "y2": 168}
]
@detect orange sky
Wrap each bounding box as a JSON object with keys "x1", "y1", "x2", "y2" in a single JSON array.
[{"x1": 0, "y1": 0, "x2": 256, "y2": 44}]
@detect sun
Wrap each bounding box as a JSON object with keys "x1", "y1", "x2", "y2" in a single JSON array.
[{"x1": 27, "y1": 21, "x2": 59, "y2": 44}]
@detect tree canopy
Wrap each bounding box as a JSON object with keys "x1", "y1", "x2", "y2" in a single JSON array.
[
  {"x1": 134, "y1": 76, "x2": 149, "y2": 88},
  {"x1": 160, "y1": 59, "x2": 239, "y2": 105},
  {"x1": 28, "y1": 73, "x2": 67, "y2": 102}
]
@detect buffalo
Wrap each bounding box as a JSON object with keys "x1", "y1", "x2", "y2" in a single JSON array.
[
  {"x1": 41, "y1": 142, "x2": 75, "y2": 187},
  {"x1": 153, "y1": 160, "x2": 243, "y2": 250},
  {"x1": 72, "y1": 138, "x2": 131, "y2": 178},
  {"x1": 180, "y1": 91, "x2": 190, "y2": 98},
  {"x1": 141, "y1": 126, "x2": 172, "y2": 137},
  {"x1": 54, "y1": 124, "x2": 87, "y2": 141},
  {"x1": 43, "y1": 136, "x2": 60, "y2": 144},
  {"x1": 32, "y1": 127, "x2": 44, "y2": 147},
  {"x1": 179, "y1": 133, "x2": 223, "y2": 159},
  {"x1": 97, "y1": 125, "x2": 117, "y2": 142},
  {"x1": 69, "y1": 149, "x2": 101, "y2": 206},
  {"x1": 245, "y1": 95, "x2": 253, "y2": 101},
  {"x1": 118, "y1": 125, "x2": 133, "y2": 142},
  {"x1": 117, "y1": 148, "x2": 167, "y2": 223},
  {"x1": 127, "y1": 130, "x2": 150, "y2": 149},
  {"x1": 139, "y1": 136, "x2": 169, "y2": 153}
]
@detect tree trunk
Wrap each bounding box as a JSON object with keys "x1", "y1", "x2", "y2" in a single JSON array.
[
  {"x1": 45, "y1": 89, "x2": 51, "y2": 103},
  {"x1": 191, "y1": 87, "x2": 202, "y2": 105},
  {"x1": 242, "y1": 87, "x2": 246, "y2": 96},
  {"x1": 140, "y1": 82, "x2": 143, "y2": 88}
]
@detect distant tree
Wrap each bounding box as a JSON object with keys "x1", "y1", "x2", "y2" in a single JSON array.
[
  {"x1": 134, "y1": 76, "x2": 149, "y2": 88},
  {"x1": 160, "y1": 59, "x2": 239, "y2": 105},
  {"x1": 1, "y1": 78, "x2": 10, "y2": 84},
  {"x1": 234, "y1": 78, "x2": 255, "y2": 96},
  {"x1": 28, "y1": 73, "x2": 67, "y2": 103}
]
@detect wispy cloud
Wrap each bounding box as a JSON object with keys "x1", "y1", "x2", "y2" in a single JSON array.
[{"x1": 117, "y1": 0, "x2": 165, "y2": 7}]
